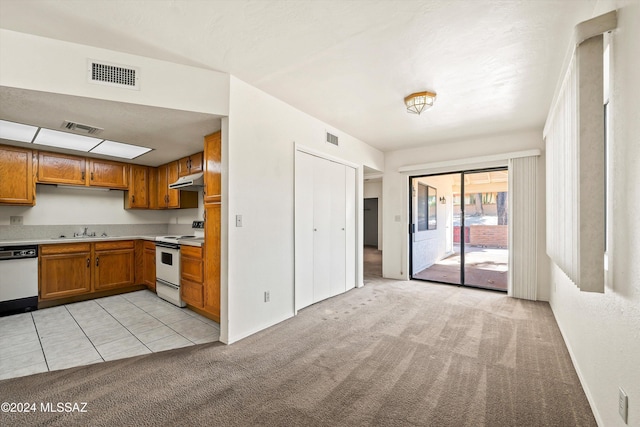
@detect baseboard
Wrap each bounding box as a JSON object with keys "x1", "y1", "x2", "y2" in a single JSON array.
[{"x1": 549, "y1": 304, "x2": 604, "y2": 427}]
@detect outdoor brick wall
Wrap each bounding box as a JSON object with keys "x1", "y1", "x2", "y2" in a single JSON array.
[
  {"x1": 454, "y1": 225, "x2": 508, "y2": 248},
  {"x1": 469, "y1": 225, "x2": 508, "y2": 247}
]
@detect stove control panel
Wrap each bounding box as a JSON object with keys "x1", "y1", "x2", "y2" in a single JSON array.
[{"x1": 192, "y1": 221, "x2": 204, "y2": 229}]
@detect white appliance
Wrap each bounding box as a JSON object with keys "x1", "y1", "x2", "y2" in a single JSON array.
[
  {"x1": 168, "y1": 172, "x2": 204, "y2": 191},
  {"x1": 155, "y1": 236, "x2": 192, "y2": 307},
  {"x1": 0, "y1": 245, "x2": 38, "y2": 316},
  {"x1": 155, "y1": 222, "x2": 205, "y2": 307}
]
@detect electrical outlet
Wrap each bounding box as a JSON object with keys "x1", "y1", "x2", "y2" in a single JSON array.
[
  {"x1": 619, "y1": 387, "x2": 628, "y2": 423},
  {"x1": 10, "y1": 216, "x2": 23, "y2": 225},
  {"x1": 264, "y1": 291, "x2": 270, "y2": 302}
]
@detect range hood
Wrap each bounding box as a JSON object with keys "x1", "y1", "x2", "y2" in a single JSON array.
[{"x1": 169, "y1": 172, "x2": 204, "y2": 191}]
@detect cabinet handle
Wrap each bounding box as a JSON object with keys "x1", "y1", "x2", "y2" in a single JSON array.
[
  {"x1": 132, "y1": 195, "x2": 135, "y2": 204},
  {"x1": 91, "y1": 172, "x2": 94, "y2": 180},
  {"x1": 96, "y1": 257, "x2": 99, "y2": 267},
  {"x1": 87, "y1": 258, "x2": 90, "y2": 268},
  {"x1": 82, "y1": 171, "x2": 85, "y2": 180}
]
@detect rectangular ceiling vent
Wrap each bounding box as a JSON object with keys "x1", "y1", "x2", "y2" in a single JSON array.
[
  {"x1": 88, "y1": 59, "x2": 140, "y2": 90},
  {"x1": 61, "y1": 120, "x2": 104, "y2": 135},
  {"x1": 326, "y1": 131, "x2": 339, "y2": 146}
]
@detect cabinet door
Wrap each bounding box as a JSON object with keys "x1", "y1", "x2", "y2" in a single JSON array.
[
  {"x1": 157, "y1": 164, "x2": 168, "y2": 208},
  {"x1": 37, "y1": 151, "x2": 86, "y2": 186},
  {"x1": 148, "y1": 166, "x2": 159, "y2": 209},
  {"x1": 89, "y1": 159, "x2": 128, "y2": 189},
  {"x1": 142, "y1": 242, "x2": 156, "y2": 290},
  {"x1": 94, "y1": 241, "x2": 135, "y2": 291},
  {"x1": 181, "y1": 246, "x2": 203, "y2": 307},
  {"x1": 167, "y1": 160, "x2": 180, "y2": 208},
  {"x1": 178, "y1": 156, "x2": 191, "y2": 177},
  {"x1": 189, "y1": 152, "x2": 203, "y2": 174},
  {"x1": 0, "y1": 145, "x2": 34, "y2": 205},
  {"x1": 39, "y1": 244, "x2": 92, "y2": 300},
  {"x1": 204, "y1": 132, "x2": 221, "y2": 204},
  {"x1": 126, "y1": 165, "x2": 149, "y2": 209},
  {"x1": 204, "y1": 204, "x2": 220, "y2": 320}
]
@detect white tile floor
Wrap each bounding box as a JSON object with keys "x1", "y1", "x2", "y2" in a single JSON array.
[{"x1": 0, "y1": 290, "x2": 220, "y2": 380}]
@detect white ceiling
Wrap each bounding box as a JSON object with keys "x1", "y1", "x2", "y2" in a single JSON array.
[{"x1": 0, "y1": 0, "x2": 597, "y2": 157}]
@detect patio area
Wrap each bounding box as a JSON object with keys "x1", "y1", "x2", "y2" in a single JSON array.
[{"x1": 413, "y1": 244, "x2": 508, "y2": 291}]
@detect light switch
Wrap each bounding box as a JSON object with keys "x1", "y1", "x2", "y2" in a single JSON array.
[{"x1": 236, "y1": 215, "x2": 243, "y2": 227}]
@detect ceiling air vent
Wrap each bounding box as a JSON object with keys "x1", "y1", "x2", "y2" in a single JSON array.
[
  {"x1": 88, "y1": 59, "x2": 140, "y2": 90},
  {"x1": 61, "y1": 120, "x2": 104, "y2": 135},
  {"x1": 326, "y1": 131, "x2": 339, "y2": 146}
]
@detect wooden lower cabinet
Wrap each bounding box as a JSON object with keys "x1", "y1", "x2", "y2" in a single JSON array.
[
  {"x1": 94, "y1": 241, "x2": 135, "y2": 291},
  {"x1": 143, "y1": 241, "x2": 156, "y2": 290},
  {"x1": 39, "y1": 244, "x2": 92, "y2": 300},
  {"x1": 181, "y1": 245, "x2": 204, "y2": 308},
  {"x1": 204, "y1": 203, "x2": 221, "y2": 321},
  {"x1": 39, "y1": 240, "x2": 136, "y2": 301}
]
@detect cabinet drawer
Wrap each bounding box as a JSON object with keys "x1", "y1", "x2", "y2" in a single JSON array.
[
  {"x1": 40, "y1": 243, "x2": 91, "y2": 255},
  {"x1": 143, "y1": 240, "x2": 156, "y2": 251},
  {"x1": 94, "y1": 240, "x2": 135, "y2": 251},
  {"x1": 181, "y1": 245, "x2": 202, "y2": 258}
]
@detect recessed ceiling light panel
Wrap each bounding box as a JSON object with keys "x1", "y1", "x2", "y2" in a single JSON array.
[
  {"x1": 90, "y1": 140, "x2": 152, "y2": 159},
  {"x1": 34, "y1": 128, "x2": 103, "y2": 151},
  {"x1": 0, "y1": 120, "x2": 38, "y2": 143}
]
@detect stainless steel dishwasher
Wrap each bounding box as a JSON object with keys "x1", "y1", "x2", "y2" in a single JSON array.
[{"x1": 0, "y1": 244, "x2": 38, "y2": 316}]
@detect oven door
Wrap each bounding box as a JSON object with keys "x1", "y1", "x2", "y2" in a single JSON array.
[{"x1": 155, "y1": 243, "x2": 180, "y2": 286}]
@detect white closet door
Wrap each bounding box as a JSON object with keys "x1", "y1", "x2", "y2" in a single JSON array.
[
  {"x1": 329, "y1": 161, "x2": 346, "y2": 297},
  {"x1": 313, "y1": 156, "x2": 332, "y2": 302},
  {"x1": 344, "y1": 165, "x2": 356, "y2": 290},
  {"x1": 294, "y1": 151, "x2": 315, "y2": 309}
]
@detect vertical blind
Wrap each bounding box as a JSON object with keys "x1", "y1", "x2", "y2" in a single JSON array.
[
  {"x1": 508, "y1": 156, "x2": 538, "y2": 300},
  {"x1": 542, "y1": 11, "x2": 616, "y2": 293}
]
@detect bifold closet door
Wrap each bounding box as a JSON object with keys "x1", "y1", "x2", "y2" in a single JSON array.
[
  {"x1": 295, "y1": 150, "x2": 356, "y2": 311},
  {"x1": 295, "y1": 151, "x2": 315, "y2": 310},
  {"x1": 313, "y1": 157, "x2": 333, "y2": 302}
]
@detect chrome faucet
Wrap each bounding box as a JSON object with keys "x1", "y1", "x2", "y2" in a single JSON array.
[{"x1": 83, "y1": 227, "x2": 89, "y2": 236}]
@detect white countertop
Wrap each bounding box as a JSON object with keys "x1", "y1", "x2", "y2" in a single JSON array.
[
  {"x1": 0, "y1": 235, "x2": 160, "y2": 246},
  {"x1": 0, "y1": 235, "x2": 205, "y2": 248}
]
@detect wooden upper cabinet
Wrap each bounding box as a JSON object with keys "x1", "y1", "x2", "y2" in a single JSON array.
[
  {"x1": 89, "y1": 159, "x2": 128, "y2": 189},
  {"x1": 157, "y1": 164, "x2": 169, "y2": 208},
  {"x1": 204, "y1": 132, "x2": 221, "y2": 204},
  {"x1": 125, "y1": 164, "x2": 149, "y2": 209},
  {"x1": 167, "y1": 160, "x2": 180, "y2": 208},
  {"x1": 37, "y1": 151, "x2": 86, "y2": 186},
  {"x1": 148, "y1": 166, "x2": 159, "y2": 209},
  {"x1": 178, "y1": 152, "x2": 204, "y2": 177},
  {"x1": 0, "y1": 145, "x2": 35, "y2": 206}
]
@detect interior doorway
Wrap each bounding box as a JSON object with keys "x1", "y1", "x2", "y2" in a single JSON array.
[
  {"x1": 364, "y1": 198, "x2": 379, "y2": 247},
  {"x1": 409, "y1": 168, "x2": 509, "y2": 292}
]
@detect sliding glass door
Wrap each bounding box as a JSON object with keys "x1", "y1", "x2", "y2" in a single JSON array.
[{"x1": 409, "y1": 168, "x2": 509, "y2": 291}]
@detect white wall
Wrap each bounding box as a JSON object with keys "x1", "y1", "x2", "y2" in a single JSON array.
[
  {"x1": 225, "y1": 76, "x2": 383, "y2": 343},
  {"x1": 0, "y1": 185, "x2": 203, "y2": 227},
  {"x1": 549, "y1": 2, "x2": 640, "y2": 426},
  {"x1": 363, "y1": 180, "x2": 383, "y2": 249},
  {"x1": 0, "y1": 29, "x2": 229, "y2": 116},
  {"x1": 382, "y1": 130, "x2": 548, "y2": 301}
]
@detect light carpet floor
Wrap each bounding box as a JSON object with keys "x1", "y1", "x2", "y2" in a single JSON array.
[{"x1": 0, "y1": 259, "x2": 595, "y2": 426}]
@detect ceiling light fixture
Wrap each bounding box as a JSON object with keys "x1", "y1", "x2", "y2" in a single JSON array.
[
  {"x1": 90, "y1": 140, "x2": 152, "y2": 159},
  {"x1": 34, "y1": 128, "x2": 103, "y2": 151},
  {"x1": 404, "y1": 91, "x2": 437, "y2": 115},
  {"x1": 0, "y1": 120, "x2": 39, "y2": 142}
]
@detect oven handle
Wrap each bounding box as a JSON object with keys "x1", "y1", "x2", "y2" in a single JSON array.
[
  {"x1": 157, "y1": 278, "x2": 180, "y2": 290},
  {"x1": 155, "y1": 242, "x2": 180, "y2": 250}
]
